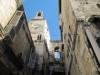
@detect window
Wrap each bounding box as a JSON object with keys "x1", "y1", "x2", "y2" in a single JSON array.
[
  {"x1": 37, "y1": 35, "x2": 39, "y2": 40},
  {"x1": 37, "y1": 35, "x2": 42, "y2": 40},
  {"x1": 40, "y1": 35, "x2": 41, "y2": 40},
  {"x1": 38, "y1": 12, "x2": 42, "y2": 16}
]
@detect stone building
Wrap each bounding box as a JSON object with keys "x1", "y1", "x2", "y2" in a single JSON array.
[
  {"x1": 28, "y1": 11, "x2": 51, "y2": 51},
  {"x1": 33, "y1": 40, "x2": 49, "y2": 75},
  {"x1": 59, "y1": 0, "x2": 100, "y2": 75},
  {"x1": 49, "y1": 40, "x2": 65, "y2": 75},
  {"x1": 28, "y1": 11, "x2": 50, "y2": 75},
  {"x1": 0, "y1": 0, "x2": 35, "y2": 75},
  {"x1": 50, "y1": 40, "x2": 62, "y2": 52},
  {"x1": 49, "y1": 40, "x2": 62, "y2": 62}
]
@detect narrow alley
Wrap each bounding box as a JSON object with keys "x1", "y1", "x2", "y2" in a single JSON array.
[{"x1": 0, "y1": 0, "x2": 100, "y2": 75}]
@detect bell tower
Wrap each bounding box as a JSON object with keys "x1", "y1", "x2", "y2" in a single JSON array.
[{"x1": 28, "y1": 11, "x2": 51, "y2": 50}]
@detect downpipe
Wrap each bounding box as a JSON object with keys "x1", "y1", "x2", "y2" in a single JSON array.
[{"x1": 84, "y1": 27, "x2": 100, "y2": 65}]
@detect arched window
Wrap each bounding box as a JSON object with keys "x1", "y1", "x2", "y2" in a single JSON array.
[
  {"x1": 54, "y1": 46, "x2": 59, "y2": 52},
  {"x1": 40, "y1": 35, "x2": 41, "y2": 40},
  {"x1": 38, "y1": 12, "x2": 42, "y2": 16},
  {"x1": 37, "y1": 35, "x2": 39, "y2": 40}
]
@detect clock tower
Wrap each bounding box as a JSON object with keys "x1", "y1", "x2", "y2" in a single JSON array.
[{"x1": 28, "y1": 11, "x2": 51, "y2": 50}]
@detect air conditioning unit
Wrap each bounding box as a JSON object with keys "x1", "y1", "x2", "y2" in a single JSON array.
[{"x1": 4, "y1": 10, "x2": 23, "y2": 44}]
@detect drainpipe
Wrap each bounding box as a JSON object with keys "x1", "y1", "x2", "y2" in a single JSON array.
[{"x1": 85, "y1": 27, "x2": 100, "y2": 64}]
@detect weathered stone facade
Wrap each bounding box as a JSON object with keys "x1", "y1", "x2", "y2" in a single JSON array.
[
  {"x1": 34, "y1": 40, "x2": 49, "y2": 74},
  {"x1": 0, "y1": 0, "x2": 35, "y2": 75},
  {"x1": 49, "y1": 40, "x2": 62, "y2": 62},
  {"x1": 59, "y1": 0, "x2": 100, "y2": 75},
  {"x1": 0, "y1": 0, "x2": 17, "y2": 28},
  {"x1": 49, "y1": 40, "x2": 65, "y2": 74},
  {"x1": 28, "y1": 11, "x2": 51, "y2": 51},
  {"x1": 50, "y1": 40, "x2": 62, "y2": 52},
  {"x1": 28, "y1": 11, "x2": 50, "y2": 75}
]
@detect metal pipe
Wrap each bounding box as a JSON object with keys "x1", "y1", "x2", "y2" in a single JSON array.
[{"x1": 85, "y1": 28, "x2": 100, "y2": 64}]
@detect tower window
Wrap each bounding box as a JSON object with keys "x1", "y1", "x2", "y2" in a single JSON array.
[
  {"x1": 38, "y1": 12, "x2": 42, "y2": 16},
  {"x1": 37, "y1": 35, "x2": 42, "y2": 40},
  {"x1": 40, "y1": 35, "x2": 41, "y2": 40},
  {"x1": 37, "y1": 35, "x2": 39, "y2": 40}
]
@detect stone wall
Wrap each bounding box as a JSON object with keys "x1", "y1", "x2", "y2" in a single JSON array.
[
  {"x1": 69, "y1": 25, "x2": 99, "y2": 75},
  {"x1": 50, "y1": 40, "x2": 62, "y2": 51},
  {"x1": 59, "y1": 0, "x2": 100, "y2": 75},
  {"x1": 0, "y1": 0, "x2": 17, "y2": 28},
  {"x1": 10, "y1": 24, "x2": 31, "y2": 63},
  {"x1": 0, "y1": 0, "x2": 33, "y2": 75},
  {"x1": 49, "y1": 40, "x2": 62, "y2": 62},
  {"x1": 60, "y1": 0, "x2": 77, "y2": 74},
  {"x1": 34, "y1": 40, "x2": 49, "y2": 71}
]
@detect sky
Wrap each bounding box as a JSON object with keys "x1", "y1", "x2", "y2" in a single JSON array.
[{"x1": 23, "y1": 0, "x2": 61, "y2": 40}]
